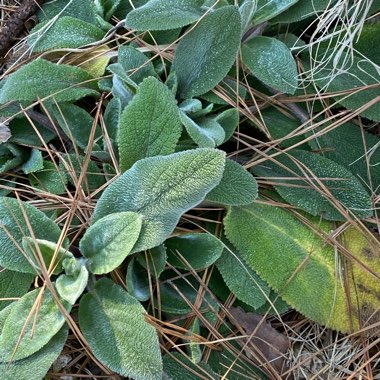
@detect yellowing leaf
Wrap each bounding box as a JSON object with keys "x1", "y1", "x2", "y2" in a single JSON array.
[{"x1": 224, "y1": 202, "x2": 380, "y2": 334}]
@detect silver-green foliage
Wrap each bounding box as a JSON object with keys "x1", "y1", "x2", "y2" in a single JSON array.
[
  {"x1": 173, "y1": 6, "x2": 242, "y2": 98},
  {"x1": 253, "y1": 0, "x2": 299, "y2": 23},
  {"x1": 118, "y1": 77, "x2": 182, "y2": 171},
  {"x1": 93, "y1": 149, "x2": 226, "y2": 252},
  {"x1": 242, "y1": 36, "x2": 298, "y2": 94},
  {"x1": 126, "y1": 0, "x2": 204, "y2": 31},
  {"x1": 79, "y1": 278, "x2": 162, "y2": 379},
  {"x1": 0, "y1": 59, "x2": 98, "y2": 103},
  {"x1": 0, "y1": 197, "x2": 64, "y2": 273}
]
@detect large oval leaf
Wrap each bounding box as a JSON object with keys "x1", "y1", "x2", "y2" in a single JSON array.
[
  {"x1": 93, "y1": 149, "x2": 226, "y2": 252},
  {"x1": 252, "y1": 149, "x2": 373, "y2": 221},
  {"x1": 0, "y1": 59, "x2": 98, "y2": 103},
  {"x1": 79, "y1": 278, "x2": 162, "y2": 379},
  {"x1": 0, "y1": 197, "x2": 64, "y2": 273},
  {"x1": 80, "y1": 212, "x2": 143, "y2": 274},
  {"x1": 173, "y1": 6, "x2": 241, "y2": 99},
  {"x1": 242, "y1": 36, "x2": 298, "y2": 94},
  {"x1": 224, "y1": 202, "x2": 380, "y2": 333},
  {"x1": 118, "y1": 77, "x2": 182, "y2": 171},
  {"x1": 126, "y1": 0, "x2": 204, "y2": 31},
  {"x1": 0, "y1": 286, "x2": 69, "y2": 361}
]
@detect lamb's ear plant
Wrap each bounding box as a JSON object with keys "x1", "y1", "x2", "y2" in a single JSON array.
[{"x1": 0, "y1": 0, "x2": 379, "y2": 378}]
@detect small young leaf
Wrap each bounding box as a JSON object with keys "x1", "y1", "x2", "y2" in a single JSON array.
[
  {"x1": 80, "y1": 212, "x2": 143, "y2": 274},
  {"x1": 28, "y1": 16, "x2": 105, "y2": 52},
  {"x1": 79, "y1": 278, "x2": 162, "y2": 379},
  {"x1": 0, "y1": 287, "x2": 69, "y2": 361},
  {"x1": 21, "y1": 149, "x2": 44, "y2": 174},
  {"x1": 215, "y1": 108, "x2": 240, "y2": 143},
  {"x1": 253, "y1": 149, "x2": 373, "y2": 220},
  {"x1": 126, "y1": 257, "x2": 151, "y2": 302},
  {"x1": 206, "y1": 159, "x2": 258, "y2": 205},
  {"x1": 242, "y1": 36, "x2": 298, "y2": 94},
  {"x1": 173, "y1": 6, "x2": 241, "y2": 98},
  {"x1": 253, "y1": 0, "x2": 299, "y2": 24},
  {"x1": 166, "y1": 233, "x2": 224, "y2": 270},
  {"x1": 118, "y1": 46, "x2": 157, "y2": 84},
  {"x1": 180, "y1": 112, "x2": 225, "y2": 148},
  {"x1": 216, "y1": 247, "x2": 270, "y2": 309},
  {"x1": 0, "y1": 327, "x2": 68, "y2": 380},
  {"x1": 126, "y1": 0, "x2": 204, "y2": 31},
  {"x1": 0, "y1": 143, "x2": 27, "y2": 174},
  {"x1": 56, "y1": 258, "x2": 88, "y2": 304},
  {"x1": 0, "y1": 59, "x2": 98, "y2": 103},
  {"x1": 118, "y1": 77, "x2": 182, "y2": 171},
  {"x1": 224, "y1": 202, "x2": 380, "y2": 333},
  {"x1": 0, "y1": 270, "x2": 34, "y2": 311},
  {"x1": 0, "y1": 197, "x2": 64, "y2": 273},
  {"x1": 93, "y1": 149, "x2": 226, "y2": 252}
]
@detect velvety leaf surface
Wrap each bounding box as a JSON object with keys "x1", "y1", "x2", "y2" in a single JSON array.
[
  {"x1": 224, "y1": 202, "x2": 380, "y2": 333},
  {"x1": 93, "y1": 149, "x2": 225, "y2": 252},
  {"x1": 166, "y1": 233, "x2": 223, "y2": 270},
  {"x1": 216, "y1": 247, "x2": 270, "y2": 309},
  {"x1": 80, "y1": 212, "x2": 143, "y2": 274},
  {"x1": 240, "y1": 0, "x2": 257, "y2": 31},
  {"x1": 0, "y1": 287, "x2": 69, "y2": 361},
  {"x1": 126, "y1": 0, "x2": 204, "y2": 31},
  {"x1": 126, "y1": 257, "x2": 151, "y2": 302},
  {"x1": 29, "y1": 161, "x2": 68, "y2": 195},
  {"x1": 253, "y1": 0, "x2": 299, "y2": 23},
  {"x1": 242, "y1": 36, "x2": 298, "y2": 94},
  {"x1": 173, "y1": 6, "x2": 241, "y2": 98},
  {"x1": 180, "y1": 112, "x2": 225, "y2": 148},
  {"x1": 253, "y1": 149, "x2": 373, "y2": 220},
  {"x1": 0, "y1": 197, "x2": 63, "y2": 273},
  {"x1": 206, "y1": 159, "x2": 258, "y2": 205},
  {"x1": 21, "y1": 149, "x2": 44, "y2": 174},
  {"x1": 79, "y1": 278, "x2": 162, "y2": 379},
  {"x1": 118, "y1": 46, "x2": 157, "y2": 84},
  {"x1": 118, "y1": 77, "x2": 182, "y2": 171},
  {"x1": 0, "y1": 59, "x2": 98, "y2": 103},
  {"x1": 0, "y1": 270, "x2": 34, "y2": 311},
  {"x1": 29, "y1": 16, "x2": 105, "y2": 51},
  {"x1": 0, "y1": 327, "x2": 68, "y2": 380}
]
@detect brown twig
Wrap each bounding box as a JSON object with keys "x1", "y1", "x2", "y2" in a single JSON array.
[{"x1": 0, "y1": 0, "x2": 44, "y2": 57}]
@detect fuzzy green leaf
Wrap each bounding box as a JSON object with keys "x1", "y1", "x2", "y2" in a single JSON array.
[
  {"x1": 80, "y1": 212, "x2": 143, "y2": 274},
  {"x1": 0, "y1": 287, "x2": 69, "y2": 361},
  {"x1": 29, "y1": 16, "x2": 105, "y2": 52},
  {"x1": 56, "y1": 258, "x2": 88, "y2": 304},
  {"x1": 118, "y1": 77, "x2": 182, "y2": 171},
  {"x1": 242, "y1": 36, "x2": 298, "y2": 94},
  {"x1": 79, "y1": 278, "x2": 162, "y2": 379},
  {"x1": 118, "y1": 46, "x2": 157, "y2": 84},
  {"x1": 0, "y1": 59, "x2": 98, "y2": 103},
  {"x1": 29, "y1": 161, "x2": 68, "y2": 195},
  {"x1": 166, "y1": 233, "x2": 224, "y2": 270},
  {"x1": 253, "y1": 0, "x2": 299, "y2": 23},
  {"x1": 136, "y1": 245, "x2": 167, "y2": 278},
  {"x1": 224, "y1": 202, "x2": 380, "y2": 333},
  {"x1": 216, "y1": 247, "x2": 270, "y2": 309},
  {"x1": 126, "y1": 257, "x2": 151, "y2": 302},
  {"x1": 206, "y1": 159, "x2": 258, "y2": 205},
  {"x1": 240, "y1": 0, "x2": 257, "y2": 31},
  {"x1": 173, "y1": 6, "x2": 241, "y2": 98},
  {"x1": 180, "y1": 112, "x2": 225, "y2": 148},
  {"x1": 22, "y1": 237, "x2": 72, "y2": 275},
  {"x1": 21, "y1": 149, "x2": 44, "y2": 174},
  {"x1": 253, "y1": 149, "x2": 373, "y2": 220},
  {"x1": 0, "y1": 197, "x2": 64, "y2": 273},
  {"x1": 0, "y1": 270, "x2": 34, "y2": 311},
  {"x1": 125, "y1": 0, "x2": 204, "y2": 31},
  {"x1": 215, "y1": 108, "x2": 240, "y2": 143},
  {"x1": 93, "y1": 149, "x2": 226, "y2": 252},
  {"x1": 0, "y1": 327, "x2": 68, "y2": 380}
]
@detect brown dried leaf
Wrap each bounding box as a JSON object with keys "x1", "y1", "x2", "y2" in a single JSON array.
[{"x1": 227, "y1": 307, "x2": 290, "y2": 375}]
